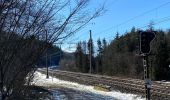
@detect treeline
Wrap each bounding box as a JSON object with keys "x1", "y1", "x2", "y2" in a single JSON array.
[{"x1": 61, "y1": 27, "x2": 170, "y2": 81}]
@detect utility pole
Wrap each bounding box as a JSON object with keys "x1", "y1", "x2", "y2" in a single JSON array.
[
  {"x1": 89, "y1": 30, "x2": 92, "y2": 73},
  {"x1": 46, "y1": 30, "x2": 49, "y2": 78}
]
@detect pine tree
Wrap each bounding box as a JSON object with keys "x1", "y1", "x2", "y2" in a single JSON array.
[
  {"x1": 75, "y1": 42, "x2": 83, "y2": 72},
  {"x1": 152, "y1": 31, "x2": 170, "y2": 80},
  {"x1": 82, "y1": 41, "x2": 89, "y2": 73},
  {"x1": 115, "y1": 32, "x2": 119, "y2": 40},
  {"x1": 102, "y1": 38, "x2": 107, "y2": 49},
  {"x1": 96, "y1": 38, "x2": 103, "y2": 73}
]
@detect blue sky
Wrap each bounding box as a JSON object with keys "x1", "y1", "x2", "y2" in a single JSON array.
[{"x1": 62, "y1": 0, "x2": 170, "y2": 52}]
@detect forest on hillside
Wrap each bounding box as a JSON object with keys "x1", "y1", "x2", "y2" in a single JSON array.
[{"x1": 59, "y1": 27, "x2": 170, "y2": 81}]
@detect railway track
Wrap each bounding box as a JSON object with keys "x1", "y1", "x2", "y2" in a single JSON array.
[{"x1": 38, "y1": 69, "x2": 170, "y2": 100}]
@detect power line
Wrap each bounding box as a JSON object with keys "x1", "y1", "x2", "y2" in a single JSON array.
[
  {"x1": 62, "y1": 14, "x2": 170, "y2": 51},
  {"x1": 139, "y1": 16, "x2": 170, "y2": 29},
  {"x1": 65, "y1": 1, "x2": 170, "y2": 43},
  {"x1": 93, "y1": 1, "x2": 170, "y2": 37},
  {"x1": 62, "y1": 15, "x2": 170, "y2": 52},
  {"x1": 94, "y1": 15, "x2": 170, "y2": 41},
  {"x1": 57, "y1": 1, "x2": 170, "y2": 52}
]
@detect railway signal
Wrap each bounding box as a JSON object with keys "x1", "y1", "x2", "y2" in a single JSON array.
[
  {"x1": 139, "y1": 31, "x2": 156, "y2": 100},
  {"x1": 139, "y1": 31, "x2": 155, "y2": 54}
]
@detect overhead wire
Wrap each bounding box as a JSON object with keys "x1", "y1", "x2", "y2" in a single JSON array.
[
  {"x1": 102, "y1": 15, "x2": 170, "y2": 41},
  {"x1": 93, "y1": 1, "x2": 170, "y2": 37},
  {"x1": 60, "y1": 15, "x2": 170, "y2": 52},
  {"x1": 139, "y1": 16, "x2": 170, "y2": 29},
  {"x1": 56, "y1": 1, "x2": 170, "y2": 52}
]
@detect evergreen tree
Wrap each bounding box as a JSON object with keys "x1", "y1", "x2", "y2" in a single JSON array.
[
  {"x1": 152, "y1": 31, "x2": 170, "y2": 80},
  {"x1": 75, "y1": 42, "x2": 83, "y2": 71},
  {"x1": 69, "y1": 27, "x2": 170, "y2": 81},
  {"x1": 115, "y1": 32, "x2": 119, "y2": 40},
  {"x1": 82, "y1": 41, "x2": 87, "y2": 54},
  {"x1": 96, "y1": 38, "x2": 103, "y2": 73},
  {"x1": 102, "y1": 38, "x2": 107, "y2": 49},
  {"x1": 82, "y1": 41, "x2": 89, "y2": 73},
  {"x1": 101, "y1": 27, "x2": 143, "y2": 77}
]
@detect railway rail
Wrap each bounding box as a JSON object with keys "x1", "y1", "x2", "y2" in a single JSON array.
[{"x1": 38, "y1": 69, "x2": 170, "y2": 100}]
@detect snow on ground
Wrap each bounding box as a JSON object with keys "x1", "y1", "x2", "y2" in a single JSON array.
[
  {"x1": 164, "y1": 82, "x2": 170, "y2": 84},
  {"x1": 32, "y1": 71, "x2": 144, "y2": 100}
]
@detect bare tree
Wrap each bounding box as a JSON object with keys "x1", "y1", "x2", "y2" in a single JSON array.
[{"x1": 0, "y1": 0, "x2": 104, "y2": 99}]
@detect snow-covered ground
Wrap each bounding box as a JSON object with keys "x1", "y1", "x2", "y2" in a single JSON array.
[{"x1": 32, "y1": 71, "x2": 144, "y2": 100}]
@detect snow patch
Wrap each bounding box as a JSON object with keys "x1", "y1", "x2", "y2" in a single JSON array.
[{"x1": 33, "y1": 71, "x2": 144, "y2": 100}]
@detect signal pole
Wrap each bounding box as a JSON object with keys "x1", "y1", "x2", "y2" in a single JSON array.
[
  {"x1": 89, "y1": 30, "x2": 92, "y2": 73},
  {"x1": 139, "y1": 31, "x2": 155, "y2": 100},
  {"x1": 143, "y1": 55, "x2": 151, "y2": 100}
]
